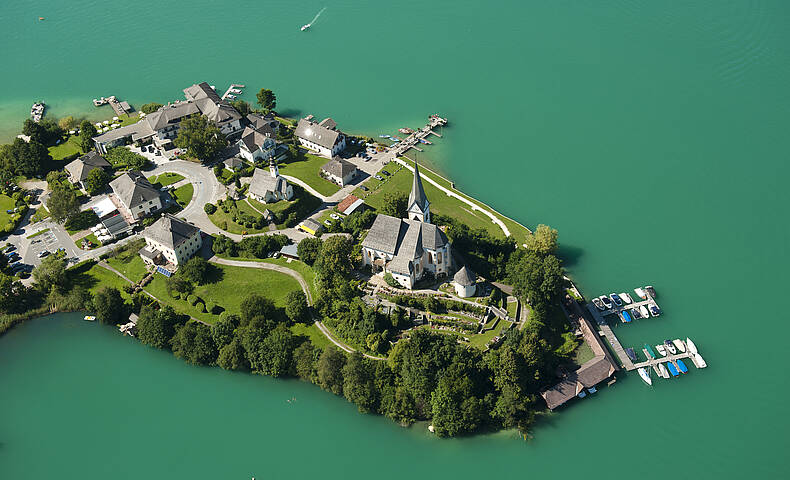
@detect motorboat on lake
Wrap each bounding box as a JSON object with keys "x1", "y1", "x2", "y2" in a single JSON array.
[
  {"x1": 610, "y1": 293, "x2": 623, "y2": 307},
  {"x1": 643, "y1": 344, "x2": 657, "y2": 359},
  {"x1": 592, "y1": 297, "x2": 605, "y2": 311},
  {"x1": 649, "y1": 304, "x2": 661, "y2": 317},
  {"x1": 658, "y1": 363, "x2": 669, "y2": 379},
  {"x1": 666, "y1": 362, "x2": 679, "y2": 377},
  {"x1": 600, "y1": 295, "x2": 613, "y2": 309},
  {"x1": 634, "y1": 287, "x2": 647, "y2": 299},
  {"x1": 672, "y1": 339, "x2": 686, "y2": 353},
  {"x1": 645, "y1": 285, "x2": 656, "y2": 298},
  {"x1": 578, "y1": 390, "x2": 587, "y2": 398},
  {"x1": 638, "y1": 367, "x2": 652, "y2": 386},
  {"x1": 676, "y1": 359, "x2": 689, "y2": 374},
  {"x1": 692, "y1": 353, "x2": 707, "y2": 368},
  {"x1": 301, "y1": 24, "x2": 310, "y2": 31},
  {"x1": 620, "y1": 310, "x2": 632, "y2": 323},
  {"x1": 631, "y1": 308, "x2": 642, "y2": 320},
  {"x1": 664, "y1": 340, "x2": 677, "y2": 355},
  {"x1": 620, "y1": 292, "x2": 633, "y2": 304},
  {"x1": 656, "y1": 344, "x2": 667, "y2": 356},
  {"x1": 639, "y1": 305, "x2": 650, "y2": 318},
  {"x1": 626, "y1": 347, "x2": 638, "y2": 362},
  {"x1": 686, "y1": 338, "x2": 698, "y2": 355}
]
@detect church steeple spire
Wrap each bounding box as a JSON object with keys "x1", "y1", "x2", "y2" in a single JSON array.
[{"x1": 407, "y1": 162, "x2": 430, "y2": 223}]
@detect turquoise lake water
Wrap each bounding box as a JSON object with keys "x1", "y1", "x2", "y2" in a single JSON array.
[{"x1": 1, "y1": 0, "x2": 789, "y2": 477}]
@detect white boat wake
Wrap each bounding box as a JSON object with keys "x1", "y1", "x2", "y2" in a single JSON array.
[{"x1": 301, "y1": 7, "x2": 326, "y2": 31}]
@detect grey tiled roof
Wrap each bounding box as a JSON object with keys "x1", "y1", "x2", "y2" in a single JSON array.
[
  {"x1": 453, "y1": 266, "x2": 476, "y2": 286},
  {"x1": 420, "y1": 223, "x2": 448, "y2": 251},
  {"x1": 144, "y1": 102, "x2": 200, "y2": 131},
  {"x1": 239, "y1": 126, "x2": 273, "y2": 152},
  {"x1": 575, "y1": 357, "x2": 615, "y2": 388},
  {"x1": 65, "y1": 151, "x2": 110, "y2": 182},
  {"x1": 362, "y1": 214, "x2": 405, "y2": 255},
  {"x1": 143, "y1": 214, "x2": 200, "y2": 250},
  {"x1": 295, "y1": 117, "x2": 341, "y2": 149},
  {"x1": 248, "y1": 167, "x2": 289, "y2": 198},
  {"x1": 321, "y1": 158, "x2": 357, "y2": 178},
  {"x1": 388, "y1": 256, "x2": 413, "y2": 275},
  {"x1": 183, "y1": 82, "x2": 222, "y2": 103},
  {"x1": 246, "y1": 113, "x2": 279, "y2": 134},
  {"x1": 110, "y1": 171, "x2": 160, "y2": 208}
]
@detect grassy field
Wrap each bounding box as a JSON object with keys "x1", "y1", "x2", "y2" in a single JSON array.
[
  {"x1": 469, "y1": 318, "x2": 512, "y2": 349},
  {"x1": 74, "y1": 233, "x2": 101, "y2": 250},
  {"x1": 213, "y1": 254, "x2": 318, "y2": 300},
  {"x1": 30, "y1": 206, "x2": 50, "y2": 223},
  {"x1": 207, "y1": 200, "x2": 269, "y2": 234},
  {"x1": 172, "y1": 183, "x2": 194, "y2": 208},
  {"x1": 353, "y1": 161, "x2": 513, "y2": 238},
  {"x1": 290, "y1": 323, "x2": 330, "y2": 349},
  {"x1": 148, "y1": 172, "x2": 185, "y2": 187},
  {"x1": 106, "y1": 252, "x2": 149, "y2": 284},
  {"x1": 359, "y1": 158, "x2": 532, "y2": 244},
  {"x1": 144, "y1": 263, "x2": 302, "y2": 324},
  {"x1": 573, "y1": 341, "x2": 595, "y2": 366},
  {"x1": 506, "y1": 299, "x2": 519, "y2": 318},
  {"x1": 0, "y1": 195, "x2": 17, "y2": 225},
  {"x1": 70, "y1": 261, "x2": 134, "y2": 298},
  {"x1": 246, "y1": 189, "x2": 323, "y2": 229},
  {"x1": 48, "y1": 136, "x2": 82, "y2": 161},
  {"x1": 277, "y1": 151, "x2": 340, "y2": 197}
]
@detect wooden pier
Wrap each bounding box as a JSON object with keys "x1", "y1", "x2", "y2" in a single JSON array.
[
  {"x1": 389, "y1": 115, "x2": 448, "y2": 156},
  {"x1": 106, "y1": 96, "x2": 131, "y2": 116},
  {"x1": 220, "y1": 83, "x2": 245, "y2": 101}
]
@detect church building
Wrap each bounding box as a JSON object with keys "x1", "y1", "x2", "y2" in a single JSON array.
[{"x1": 362, "y1": 164, "x2": 451, "y2": 289}]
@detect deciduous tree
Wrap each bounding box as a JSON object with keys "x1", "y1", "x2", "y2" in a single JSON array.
[
  {"x1": 140, "y1": 102, "x2": 163, "y2": 114},
  {"x1": 174, "y1": 115, "x2": 227, "y2": 162},
  {"x1": 285, "y1": 290, "x2": 309, "y2": 323},
  {"x1": 84, "y1": 167, "x2": 110, "y2": 195},
  {"x1": 296, "y1": 237, "x2": 321, "y2": 265},
  {"x1": 317, "y1": 345, "x2": 346, "y2": 395},
  {"x1": 78, "y1": 121, "x2": 98, "y2": 153},
  {"x1": 92, "y1": 287, "x2": 127, "y2": 325},
  {"x1": 380, "y1": 191, "x2": 407, "y2": 218},
  {"x1": 256, "y1": 88, "x2": 276, "y2": 112},
  {"x1": 47, "y1": 188, "x2": 80, "y2": 224},
  {"x1": 524, "y1": 224, "x2": 558, "y2": 256},
  {"x1": 32, "y1": 255, "x2": 67, "y2": 293}
]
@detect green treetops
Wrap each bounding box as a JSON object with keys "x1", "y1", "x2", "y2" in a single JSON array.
[
  {"x1": 92, "y1": 287, "x2": 127, "y2": 325},
  {"x1": 174, "y1": 115, "x2": 227, "y2": 163},
  {"x1": 78, "y1": 121, "x2": 98, "y2": 153},
  {"x1": 524, "y1": 224, "x2": 559, "y2": 255},
  {"x1": 380, "y1": 191, "x2": 408, "y2": 218},
  {"x1": 256, "y1": 88, "x2": 276, "y2": 112},
  {"x1": 46, "y1": 188, "x2": 80, "y2": 224},
  {"x1": 84, "y1": 167, "x2": 110, "y2": 195},
  {"x1": 140, "y1": 102, "x2": 163, "y2": 114}
]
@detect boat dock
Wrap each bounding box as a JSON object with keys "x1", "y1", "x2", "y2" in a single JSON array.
[
  {"x1": 389, "y1": 115, "x2": 448, "y2": 156},
  {"x1": 94, "y1": 96, "x2": 131, "y2": 116},
  {"x1": 585, "y1": 289, "x2": 707, "y2": 376},
  {"x1": 220, "y1": 83, "x2": 245, "y2": 101}
]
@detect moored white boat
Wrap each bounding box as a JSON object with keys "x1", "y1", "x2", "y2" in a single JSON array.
[
  {"x1": 692, "y1": 353, "x2": 707, "y2": 368},
  {"x1": 656, "y1": 344, "x2": 667, "y2": 356},
  {"x1": 664, "y1": 340, "x2": 677, "y2": 355},
  {"x1": 638, "y1": 367, "x2": 652, "y2": 386},
  {"x1": 686, "y1": 338, "x2": 698, "y2": 355},
  {"x1": 658, "y1": 363, "x2": 670, "y2": 379},
  {"x1": 599, "y1": 295, "x2": 613, "y2": 310},
  {"x1": 620, "y1": 292, "x2": 633, "y2": 304},
  {"x1": 639, "y1": 305, "x2": 649, "y2": 318},
  {"x1": 634, "y1": 287, "x2": 647, "y2": 299},
  {"x1": 83, "y1": 315, "x2": 96, "y2": 321},
  {"x1": 645, "y1": 285, "x2": 656, "y2": 298},
  {"x1": 672, "y1": 339, "x2": 686, "y2": 353}
]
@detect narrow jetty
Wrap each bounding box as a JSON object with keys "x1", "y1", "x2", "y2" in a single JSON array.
[
  {"x1": 94, "y1": 95, "x2": 131, "y2": 116},
  {"x1": 389, "y1": 114, "x2": 448, "y2": 156},
  {"x1": 221, "y1": 83, "x2": 244, "y2": 101}
]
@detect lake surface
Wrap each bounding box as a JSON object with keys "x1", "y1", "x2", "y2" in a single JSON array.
[{"x1": 1, "y1": 0, "x2": 788, "y2": 477}]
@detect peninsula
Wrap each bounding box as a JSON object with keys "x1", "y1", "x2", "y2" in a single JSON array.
[{"x1": 0, "y1": 81, "x2": 642, "y2": 437}]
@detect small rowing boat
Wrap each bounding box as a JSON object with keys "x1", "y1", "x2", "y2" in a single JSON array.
[
  {"x1": 84, "y1": 315, "x2": 96, "y2": 321},
  {"x1": 666, "y1": 362, "x2": 679, "y2": 377},
  {"x1": 643, "y1": 344, "x2": 657, "y2": 359}
]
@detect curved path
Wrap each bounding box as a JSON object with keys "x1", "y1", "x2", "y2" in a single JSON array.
[
  {"x1": 208, "y1": 255, "x2": 385, "y2": 360},
  {"x1": 392, "y1": 157, "x2": 512, "y2": 238}
]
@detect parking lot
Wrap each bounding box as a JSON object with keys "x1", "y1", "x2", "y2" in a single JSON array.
[{"x1": 27, "y1": 229, "x2": 59, "y2": 259}]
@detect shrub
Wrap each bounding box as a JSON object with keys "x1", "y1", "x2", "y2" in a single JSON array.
[
  {"x1": 206, "y1": 301, "x2": 217, "y2": 314},
  {"x1": 195, "y1": 301, "x2": 206, "y2": 313},
  {"x1": 204, "y1": 203, "x2": 217, "y2": 214},
  {"x1": 170, "y1": 290, "x2": 180, "y2": 299},
  {"x1": 186, "y1": 294, "x2": 197, "y2": 305}
]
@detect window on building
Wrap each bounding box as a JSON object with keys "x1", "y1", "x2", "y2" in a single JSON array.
[{"x1": 437, "y1": 252, "x2": 442, "y2": 264}]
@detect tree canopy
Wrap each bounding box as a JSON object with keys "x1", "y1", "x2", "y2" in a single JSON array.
[
  {"x1": 296, "y1": 237, "x2": 322, "y2": 265},
  {"x1": 78, "y1": 121, "x2": 98, "y2": 153},
  {"x1": 174, "y1": 115, "x2": 227, "y2": 162},
  {"x1": 137, "y1": 305, "x2": 183, "y2": 349},
  {"x1": 285, "y1": 290, "x2": 309, "y2": 323},
  {"x1": 171, "y1": 321, "x2": 218, "y2": 365},
  {"x1": 32, "y1": 255, "x2": 68, "y2": 293},
  {"x1": 380, "y1": 191, "x2": 408, "y2": 218},
  {"x1": 179, "y1": 256, "x2": 210, "y2": 285},
  {"x1": 92, "y1": 287, "x2": 127, "y2": 325},
  {"x1": 140, "y1": 102, "x2": 163, "y2": 114},
  {"x1": 524, "y1": 224, "x2": 558, "y2": 256},
  {"x1": 0, "y1": 138, "x2": 50, "y2": 177},
  {"x1": 84, "y1": 167, "x2": 110, "y2": 195},
  {"x1": 256, "y1": 88, "x2": 276, "y2": 112},
  {"x1": 47, "y1": 188, "x2": 80, "y2": 224}
]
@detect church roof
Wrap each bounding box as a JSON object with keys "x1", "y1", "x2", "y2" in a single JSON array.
[
  {"x1": 408, "y1": 163, "x2": 429, "y2": 211},
  {"x1": 454, "y1": 266, "x2": 476, "y2": 286},
  {"x1": 249, "y1": 167, "x2": 289, "y2": 198}
]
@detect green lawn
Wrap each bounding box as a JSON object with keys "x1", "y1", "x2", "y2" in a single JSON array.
[
  {"x1": 70, "y1": 261, "x2": 134, "y2": 299},
  {"x1": 148, "y1": 172, "x2": 185, "y2": 187},
  {"x1": 246, "y1": 188, "x2": 323, "y2": 229},
  {"x1": 144, "y1": 263, "x2": 302, "y2": 324},
  {"x1": 74, "y1": 233, "x2": 101, "y2": 250},
  {"x1": 363, "y1": 158, "x2": 532, "y2": 244},
  {"x1": 277, "y1": 150, "x2": 341, "y2": 197},
  {"x1": 172, "y1": 183, "x2": 194, "y2": 207},
  {"x1": 290, "y1": 323, "x2": 330, "y2": 350},
  {"x1": 0, "y1": 195, "x2": 17, "y2": 226},
  {"x1": 207, "y1": 201, "x2": 269, "y2": 234},
  {"x1": 48, "y1": 136, "x2": 83, "y2": 162},
  {"x1": 213, "y1": 254, "x2": 318, "y2": 301},
  {"x1": 469, "y1": 318, "x2": 512, "y2": 349},
  {"x1": 573, "y1": 341, "x2": 596, "y2": 366},
  {"x1": 506, "y1": 299, "x2": 519, "y2": 318},
  {"x1": 106, "y1": 252, "x2": 149, "y2": 283},
  {"x1": 30, "y1": 206, "x2": 50, "y2": 223}
]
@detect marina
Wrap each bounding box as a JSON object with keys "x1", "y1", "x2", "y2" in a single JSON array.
[
  {"x1": 220, "y1": 83, "x2": 245, "y2": 101},
  {"x1": 93, "y1": 95, "x2": 132, "y2": 116},
  {"x1": 30, "y1": 101, "x2": 45, "y2": 122},
  {"x1": 387, "y1": 114, "x2": 448, "y2": 157},
  {"x1": 585, "y1": 286, "x2": 708, "y2": 384}
]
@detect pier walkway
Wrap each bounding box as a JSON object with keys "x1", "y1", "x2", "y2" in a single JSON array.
[
  {"x1": 389, "y1": 115, "x2": 448, "y2": 157},
  {"x1": 107, "y1": 96, "x2": 131, "y2": 116}
]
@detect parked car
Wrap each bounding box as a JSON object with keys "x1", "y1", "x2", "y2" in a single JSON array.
[
  {"x1": 324, "y1": 220, "x2": 332, "y2": 226},
  {"x1": 359, "y1": 185, "x2": 368, "y2": 191},
  {"x1": 37, "y1": 250, "x2": 50, "y2": 258},
  {"x1": 382, "y1": 171, "x2": 390, "y2": 176},
  {"x1": 330, "y1": 213, "x2": 340, "y2": 220},
  {"x1": 374, "y1": 175, "x2": 383, "y2": 181}
]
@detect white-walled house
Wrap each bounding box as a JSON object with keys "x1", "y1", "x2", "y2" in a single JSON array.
[
  {"x1": 237, "y1": 125, "x2": 277, "y2": 163},
  {"x1": 321, "y1": 157, "x2": 358, "y2": 186},
  {"x1": 139, "y1": 214, "x2": 202, "y2": 267},
  {"x1": 109, "y1": 170, "x2": 162, "y2": 220},
  {"x1": 294, "y1": 116, "x2": 346, "y2": 158},
  {"x1": 248, "y1": 163, "x2": 293, "y2": 203}
]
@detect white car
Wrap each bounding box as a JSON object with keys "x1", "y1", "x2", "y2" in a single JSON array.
[{"x1": 330, "y1": 213, "x2": 340, "y2": 220}]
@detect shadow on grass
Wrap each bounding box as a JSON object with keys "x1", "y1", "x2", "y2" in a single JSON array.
[
  {"x1": 203, "y1": 263, "x2": 225, "y2": 285},
  {"x1": 68, "y1": 261, "x2": 100, "y2": 291}
]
